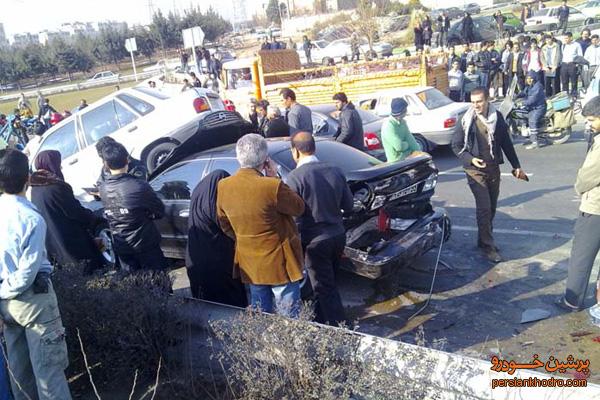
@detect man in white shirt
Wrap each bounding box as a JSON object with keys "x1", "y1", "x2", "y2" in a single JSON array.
[
  {"x1": 584, "y1": 34, "x2": 600, "y2": 88},
  {"x1": 561, "y1": 32, "x2": 583, "y2": 97}
]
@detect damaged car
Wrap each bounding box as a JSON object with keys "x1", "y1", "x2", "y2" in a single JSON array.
[{"x1": 133, "y1": 111, "x2": 451, "y2": 279}]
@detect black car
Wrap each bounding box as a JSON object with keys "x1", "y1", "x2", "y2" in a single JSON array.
[
  {"x1": 447, "y1": 15, "x2": 519, "y2": 46},
  {"x1": 465, "y1": 3, "x2": 481, "y2": 15},
  {"x1": 95, "y1": 111, "x2": 450, "y2": 279}
]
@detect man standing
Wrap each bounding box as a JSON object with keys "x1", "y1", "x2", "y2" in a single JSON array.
[
  {"x1": 0, "y1": 149, "x2": 72, "y2": 400},
  {"x1": 541, "y1": 35, "x2": 562, "y2": 96},
  {"x1": 281, "y1": 88, "x2": 313, "y2": 134},
  {"x1": 332, "y1": 92, "x2": 365, "y2": 151},
  {"x1": 560, "y1": 32, "x2": 583, "y2": 97},
  {"x1": 436, "y1": 12, "x2": 450, "y2": 48},
  {"x1": 248, "y1": 98, "x2": 259, "y2": 132},
  {"x1": 451, "y1": 87, "x2": 527, "y2": 262},
  {"x1": 381, "y1": 98, "x2": 422, "y2": 162},
  {"x1": 559, "y1": 96, "x2": 600, "y2": 312},
  {"x1": 461, "y1": 13, "x2": 475, "y2": 44},
  {"x1": 350, "y1": 33, "x2": 360, "y2": 62},
  {"x1": 180, "y1": 49, "x2": 189, "y2": 73},
  {"x1": 558, "y1": 0, "x2": 570, "y2": 35},
  {"x1": 256, "y1": 99, "x2": 270, "y2": 136},
  {"x1": 584, "y1": 35, "x2": 600, "y2": 88},
  {"x1": 217, "y1": 134, "x2": 305, "y2": 317},
  {"x1": 578, "y1": 28, "x2": 592, "y2": 55},
  {"x1": 448, "y1": 60, "x2": 465, "y2": 102},
  {"x1": 287, "y1": 132, "x2": 353, "y2": 326},
  {"x1": 264, "y1": 106, "x2": 290, "y2": 138},
  {"x1": 303, "y1": 35, "x2": 313, "y2": 64},
  {"x1": 99, "y1": 142, "x2": 166, "y2": 271},
  {"x1": 476, "y1": 41, "x2": 492, "y2": 90}
]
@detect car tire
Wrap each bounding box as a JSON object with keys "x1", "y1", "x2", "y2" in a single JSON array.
[
  {"x1": 414, "y1": 134, "x2": 431, "y2": 153},
  {"x1": 146, "y1": 142, "x2": 177, "y2": 172},
  {"x1": 95, "y1": 223, "x2": 118, "y2": 270}
]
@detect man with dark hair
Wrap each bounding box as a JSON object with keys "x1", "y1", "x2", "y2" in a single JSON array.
[
  {"x1": 332, "y1": 92, "x2": 365, "y2": 151},
  {"x1": 578, "y1": 28, "x2": 592, "y2": 54},
  {"x1": 558, "y1": 0, "x2": 570, "y2": 34},
  {"x1": 286, "y1": 132, "x2": 353, "y2": 326},
  {"x1": 559, "y1": 95, "x2": 600, "y2": 313},
  {"x1": 0, "y1": 149, "x2": 72, "y2": 399},
  {"x1": 248, "y1": 98, "x2": 259, "y2": 132},
  {"x1": 561, "y1": 32, "x2": 583, "y2": 97},
  {"x1": 452, "y1": 87, "x2": 528, "y2": 262},
  {"x1": 281, "y1": 88, "x2": 313, "y2": 133},
  {"x1": 541, "y1": 35, "x2": 562, "y2": 96},
  {"x1": 95, "y1": 137, "x2": 147, "y2": 188},
  {"x1": 99, "y1": 142, "x2": 166, "y2": 271},
  {"x1": 476, "y1": 41, "x2": 492, "y2": 89},
  {"x1": 256, "y1": 99, "x2": 270, "y2": 136}
]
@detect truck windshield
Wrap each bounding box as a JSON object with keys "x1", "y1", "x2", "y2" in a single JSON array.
[{"x1": 415, "y1": 88, "x2": 453, "y2": 110}]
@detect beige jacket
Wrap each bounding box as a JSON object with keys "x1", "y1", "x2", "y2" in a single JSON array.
[{"x1": 576, "y1": 134, "x2": 600, "y2": 215}]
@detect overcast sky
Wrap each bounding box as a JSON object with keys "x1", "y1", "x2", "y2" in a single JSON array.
[{"x1": 3, "y1": 0, "x2": 201, "y2": 37}]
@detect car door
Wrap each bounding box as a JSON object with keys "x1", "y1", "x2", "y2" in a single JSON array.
[
  {"x1": 568, "y1": 7, "x2": 587, "y2": 26},
  {"x1": 149, "y1": 158, "x2": 210, "y2": 258},
  {"x1": 75, "y1": 99, "x2": 139, "y2": 197},
  {"x1": 34, "y1": 120, "x2": 82, "y2": 192},
  {"x1": 403, "y1": 95, "x2": 427, "y2": 134}
]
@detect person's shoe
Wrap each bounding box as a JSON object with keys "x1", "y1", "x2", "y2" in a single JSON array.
[
  {"x1": 554, "y1": 295, "x2": 581, "y2": 312},
  {"x1": 525, "y1": 142, "x2": 539, "y2": 150},
  {"x1": 478, "y1": 242, "x2": 500, "y2": 252},
  {"x1": 484, "y1": 249, "x2": 503, "y2": 263}
]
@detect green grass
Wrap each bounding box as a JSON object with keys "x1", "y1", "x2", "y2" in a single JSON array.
[{"x1": 0, "y1": 81, "x2": 137, "y2": 115}]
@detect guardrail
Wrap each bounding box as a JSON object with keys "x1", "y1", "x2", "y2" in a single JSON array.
[{"x1": 0, "y1": 70, "x2": 160, "y2": 103}]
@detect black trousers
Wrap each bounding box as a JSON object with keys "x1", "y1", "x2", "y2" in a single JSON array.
[
  {"x1": 118, "y1": 246, "x2": 167, "y2": 272},
  {"x1": 544, "y1": 71, "x2": 561, "y2": 97},
  {"x1": 303, "y1": 234, "x2": 347, "y2": 327},
  {"x1": 560, "y1": 63, "x2": 578, "y2": 96},
  {"x1": 565, "y1": 212, "x2": 600, "y2": 308},
  {"x1": 465, "y1": 165, "x2": 501, "y2": 251}
]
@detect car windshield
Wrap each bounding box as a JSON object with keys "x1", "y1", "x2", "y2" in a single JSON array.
[
  {"x1": 273, "y1": 140, "x2": 381, "y2": 173},
  {"x1": 415, "y1": 88, "x2": 453, "y2": 110},
  {"x1": 315, "y1": 40, "x2": 329, "y2": 48},
  {"x1": 532, "y1": 8, "x2": 551, "y2": 17}
]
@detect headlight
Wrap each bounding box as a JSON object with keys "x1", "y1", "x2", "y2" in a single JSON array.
[{"x1": 422, "y1": 173, "x2": 438, "y2": 192}]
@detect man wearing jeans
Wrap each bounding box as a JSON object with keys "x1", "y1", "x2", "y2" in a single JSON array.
[
  {"x1": 217, "y1": 134, "x2": 305, "y2": 317},
  {"x1": 559, "y1": 96, "x2": 600, "y2": 312},
  {"x1": 0, "y1": 149, "x2": 72, "y2": 400}
]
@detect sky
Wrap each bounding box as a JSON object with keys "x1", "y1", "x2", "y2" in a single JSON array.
[{"x1": 2, "y1": 0, "x2": 224, "y2": 37}]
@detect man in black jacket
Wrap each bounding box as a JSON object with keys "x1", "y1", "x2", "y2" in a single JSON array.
[
  {"x1": 99, "y1": 142, "x2": 166, "y2": 271},
  {"x1": 332, "y1": 92, "x2": 365, "y2": 151},
  {"x1": 264, "y1": 106, "x2": 290, "y2": 138},
  {"x1": 476, "y1": 41, "x2": 492, "y2": 90},
  {"x1": 451, "y1": 87, "x2": 528, "y2": 263},
  {"x1": 287, "y1": 131, "x2": 353, "y2": 326},
  {"x1": 95, "y1": 136, "x2": 148, "y2": 189}
]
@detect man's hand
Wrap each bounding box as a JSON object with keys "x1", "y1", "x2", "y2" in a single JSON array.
[
  {"x1": 263, "y1": 158, "x2": 278, "y2": 177},
  {"x1": 512, "y1": 168, "x2": 529, "y2": 181},
  {"x1": 471, "y1": 157, "x2": 487, "y2": 169}
]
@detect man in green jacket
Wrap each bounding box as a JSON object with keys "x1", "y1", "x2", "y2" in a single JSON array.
[
  {"x1": 381, "y1": 98, "x2": 421, "y2": 162},
  {"x1": 559, "y1": 95, "x2": 600, "y2": 313}
]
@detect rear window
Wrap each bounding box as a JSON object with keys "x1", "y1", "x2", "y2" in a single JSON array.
[
  {"x1": 533, "y1": 8, "x2": 551, "y2": 17},
  {"x1": 274, "y1": 140, "x2": 381, "y2": 174},
  {"x1": 132, "y1": 87, "x2": 170, "y2": 100},
  {"x1": 117, "y1": 94, "x2": 155, "y2": 115},
  {"x1": 415, "y1": 89, "x2": 453, "y2": 110}
]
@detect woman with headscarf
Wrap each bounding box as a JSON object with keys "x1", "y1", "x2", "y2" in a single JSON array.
[
  {"x1": 185, "y1": 169, "x2": 247, "y2": 307},
  {"x1": 30, "y1": 150, "x2": 105, "y2": 274}
]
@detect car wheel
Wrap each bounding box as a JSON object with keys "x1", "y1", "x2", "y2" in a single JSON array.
[
  {"x1": 95, "y1": 223, "x2": 118, "y2": 269},
  {"x1": 547, "y1": 127, "x2": 571, "y2": 145},
  {"x1": 146, "y1": 142, "x2": 177, "y2": 172},
  {"x1": 414, "y1": 134, "x2": 431, "y2": 152}
]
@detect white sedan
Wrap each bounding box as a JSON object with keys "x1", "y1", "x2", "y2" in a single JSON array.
[
  {"x1": 31, "y1": 85, "x2": 225, "y2": 202},
  {"x1": 87, "y1": 71, "x2": 120, "y2": 83},
  {"x1": 525, "y1": 5, "x2": 594, "y2": 32},
  {"x1": 358, "y1": 87, "x2": 471, "y2": 151},
  {"x1": 297, "y1": 38, "x2": 393, "y2": 65}
]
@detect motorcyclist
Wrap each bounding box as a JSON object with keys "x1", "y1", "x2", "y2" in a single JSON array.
[{"x1": 517, "y1": 71, "x2": 547, "y2": 149}]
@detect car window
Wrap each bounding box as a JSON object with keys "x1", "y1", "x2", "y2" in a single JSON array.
[
  {"x1": 210, "y1": 158, "x2": 240, "y2": 175},
  {"x1": 414, "y1": 88, "x2": 453, "y2": 110},
  {"x1": 357, "y1": 110, "x2": 379, "y2": 124},
  {"x1": 570, "y1": 7, "x2": 582, "y2": 15},
  {"x1": 81, "y1": 100, "x2": 121, "y2": 144},
  {"x1": 114, "y1": 101, "x2": 138, "y2": 126},
  {"x1": 533, "y1": 8, "x2": 551, "y2": 17},
  {"x1": 150, "y1": 159, "x2": 209, "y2": 200},
  {"x1": 38, "y1": 121, "x2": 78, "y2": 159},
  {"x1": 117, "y1": 94, "x2": 155, "y2": 115},
  {"x1": 274, "y1": 140, "x2": 381, "y2": 174}
]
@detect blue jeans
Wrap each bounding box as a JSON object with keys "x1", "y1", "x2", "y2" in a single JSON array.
[{"x1": 249, "y1": 281, "x2": 301, "y2": 318}]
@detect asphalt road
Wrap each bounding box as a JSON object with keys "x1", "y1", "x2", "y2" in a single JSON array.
[{"x1": 339, "y1": 120, "x2": 600, "y2": 384}]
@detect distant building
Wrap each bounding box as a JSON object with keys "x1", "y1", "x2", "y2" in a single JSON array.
[
  {"x1": 59, "y1": 22, "x2": 96, "y2": 36},
  {"x1": 0, "y1": 23, "x2": 7, "y2": 47},
  {"x1": 12, "y1": 32, "x2": 39, "y2": 47},
  {"x1": 93, "y1": 21, "x2": 129, "y2": 32},
  {"x1": 38, "y1": 30, "x2": 71, "y2": 46}
]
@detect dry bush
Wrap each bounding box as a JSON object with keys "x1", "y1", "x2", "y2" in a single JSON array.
[{"x1": 52, "y1": 266, "x2": 182, "y2": 384}]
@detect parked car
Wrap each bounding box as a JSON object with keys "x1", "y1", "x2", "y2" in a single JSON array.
[
  {"x1": 309, "y1": 105, "x2": 385, "y2": 159},
  {"x1": 31, "y1": 86, "x2": 225, "y2": 202},
  {"x1": 87, "y1": 71, "x2": 119, "y2": 83},
  {"x1": 127, "y1": 112, "x2": 450, "y2": 280},
  {"x1": 581, "y1": 0, "x2": 600, "y2": 19},
  {"x1": 447, "y1": 15, "x2": 521, "y2": 46},
  {"x1": 143, "y1": 59, "x2": 180, "y2": 73},
  {"x1": 524, "y1": 6, "x2": 594, "y2": 32},
  {"x1": 357, "y1": 87, "x2": 471, "y2": 151},
  {"x1": 446, "y1": 7, "x2": 466, "y2": 20},
  {"x1": 465, "y1": 3, "x2": 481, "y2": 15},
  {"x1": 297, "y1": 37, "x2": 393, "y2": 65}
]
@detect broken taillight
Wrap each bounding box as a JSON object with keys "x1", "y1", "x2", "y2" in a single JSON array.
[
  {"x1": 193, "y1": 97, "x2": 210, "y2": 113},
  {"x1": 223, "y1": 99, "x2": 236, "y2": 112},
  {"x1": 364, "y1": 132, "x2": 381, "y2": 150},
  {"x1": 444, "y1": 117, "x2": 456, "y2": 128}
]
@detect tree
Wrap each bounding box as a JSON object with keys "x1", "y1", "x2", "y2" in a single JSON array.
[
  {"x1": 95, "y1": 24, "x2": 129, "y2": 68},
  {"x1": 354, "y1": 0, "x2": 379, "y2": 52},
  {"x1": 266, "y1": 0, "x2": 281, "y2": 26},
  {"x1": 53, "y1": 41, "x2": 94, "y2": 81},
  {"x1": 134, "y1": 27, "x2": 157, "y2": 61}
]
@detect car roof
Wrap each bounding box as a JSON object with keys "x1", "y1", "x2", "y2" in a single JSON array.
[
  {"x1": 359, "y1": 86, "x2": 433, "y2": 98},
  {"x1": 222, "y1": 57, "x2": 255, "y2": 70}
]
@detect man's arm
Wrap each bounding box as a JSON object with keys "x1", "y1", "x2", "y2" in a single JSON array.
[
  {"x1": 288, "y1": 109, "x2": 301, "y2": 130},
  {"x1": 575, "y1": 147, "x2": 600, "y2": 194},
  {"x1": 451, "y1": 118, "x2": 475, "y2": 165},
  {"x1": 0, "y1": 219, "x2": 49, "y2": 299},
  {"x1": 276, "y1": 181, "x2": 305, "y2": 217},
  {"x1": 335, "y1": 110, "x2": 353, "y2": 144},
  {"x1": 216, "y1": 196, "x2": 235, "y2": 240},
  {"x1": 137, "y1": 181, "x2": 165, "y2": 219},
  {"x1": 497, "y1": 115, "x2": 521, "y2": 169}
]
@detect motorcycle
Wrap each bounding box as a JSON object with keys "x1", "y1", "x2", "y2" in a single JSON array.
[{"x1": 500, "y1": 77, "x2": 574, "y2": 145}]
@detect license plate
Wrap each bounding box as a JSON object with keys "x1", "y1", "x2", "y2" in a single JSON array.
[{"x1": 388, "y1": 183, "x2": 418, "y2": 201}]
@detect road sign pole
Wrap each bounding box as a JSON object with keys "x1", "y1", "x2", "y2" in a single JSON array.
[{"x1": 130, "y1": 50, "x2": 138, "y2": 82}]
